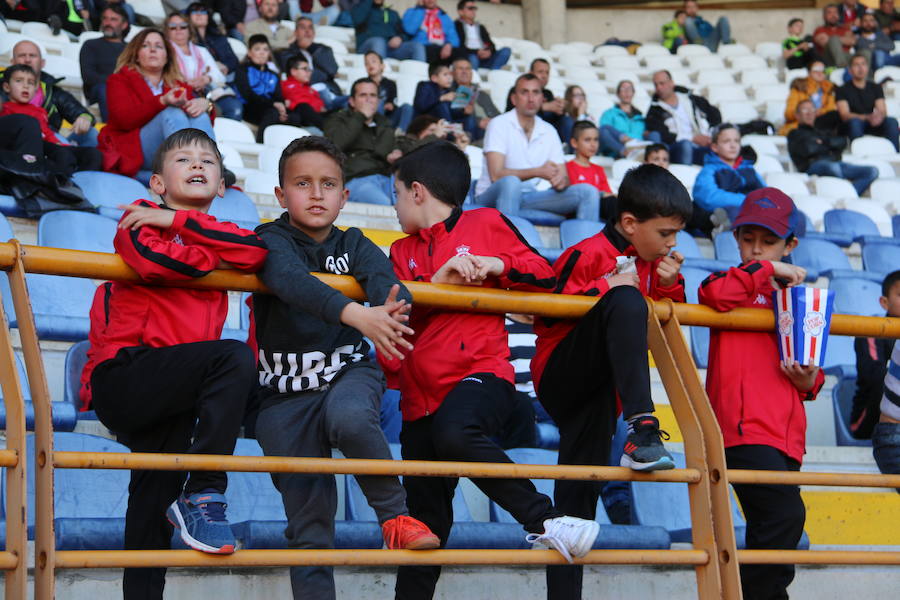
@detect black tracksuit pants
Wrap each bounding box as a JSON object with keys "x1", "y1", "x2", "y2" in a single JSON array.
[
  {"x1": 726, "y1": 445, "x2": 805, "y2": 600},
  {"x1": 395, "y1": 373, "x2": 562, "y2": 600},
  {"x1": 537, "y1": 286, "x2": 656, "y2": 599},
  {"x1": 90, "y1": 340, "x2": 257, "y2": 600}
]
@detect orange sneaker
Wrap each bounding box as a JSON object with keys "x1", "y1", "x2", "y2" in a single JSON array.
[{"x1": 382, "y1": 515, "x2": 440, "y2": 550}]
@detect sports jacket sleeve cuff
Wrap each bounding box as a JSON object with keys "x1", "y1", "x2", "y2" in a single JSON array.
[{"x1": 323, "y1": 293, "x2": 355, "y2": 325}]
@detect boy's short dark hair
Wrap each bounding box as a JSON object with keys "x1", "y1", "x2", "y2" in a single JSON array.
[
  {"x1": 882, "y1": 270, "x2": 900, "y2": 297},
  {"x1": 710, "y1": 122, "x2": 738, "y2": 145},
  {"x1": 3, "y1": 63, "x2": 37, "y2": 84},
  {"x1": 616, "y1": 164, "x2": 692, "y2": 223},
  {"x1": 428, "y1": 62, "x2": 448, "y2": 78},
  {"x1": 278, "y1": 135, "x2": 346, "y2": 187},
  {"x1": 247, "y1": 34, "x2": 270, "y2": 49},
  {"x1": 457, "y1": 0, "x2": 470, "y2": 9},
  {"x1": 151, "y1": 128, "x2": 224, "y2": 177},
  {"x1": 788, "y1": 17, "x2": 803, "y2": 27},
  {"x1": 364, "y1": 50, "x2": 382, "y2": 63},
  {"x1": 571, "y1": 121, "x2": 598, "y2": 140},
  {"x1": 407, "y1": 114, "x2": 440, "y2": 138},
  {"x1": 644, "y1": 143, "x2": 668, "y2": 161},
  {"x1": 285, "y1": 54, "x2": 310, "y2": 73},
  {"x1": 393, "y1": 141, "x2": 470, "y2": 208},
  {"x1": 675, "y1": 9, "x2": 686, "y2": 17},
  {"x1": 350, "y1": 77, "x2": 376, "y2": 97}
]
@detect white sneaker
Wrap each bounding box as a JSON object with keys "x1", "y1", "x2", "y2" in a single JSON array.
[{"x1": 525, "y1": 516, "x2": 600, "y2": 563}]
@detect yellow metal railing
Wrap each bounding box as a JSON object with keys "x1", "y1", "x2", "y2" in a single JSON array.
[{"x1": 2, "y1": 241, "x2": 900, "y2": 600}]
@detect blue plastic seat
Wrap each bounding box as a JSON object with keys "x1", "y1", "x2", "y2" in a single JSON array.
[
  {"x1": 862, "y1": 242, "x2": 900, "y2": 278},
  {"x1": 505, "y1": 215, "x2": 563, "y2": 263},
  {"x1": 0, "y1": 194, "x2": 24, "y2": 218},
  {"x1": 21, "y1": 274, "x2": 95, "y2": 341},
  {"x1": 893, "y1": 214, "x2": 900, "y2": 238},
  {"x1": 832, "y1": 376, "x2": 870, "y2": 447},
  {"x1": 0, "y1": 214, "x2": 17, "y2": 326},
  {"x1": 790, "y1": 238, "x2": 879, "y2": 282},
  {"x1": 799, "y1": 210, "x2": 853, "y2": 247},
  {"x1": 675, "y1": 231, "x2": 730, "y2": 271},
  {"x1": 220, "y1": 291, "x2": 251, "y2": 342},
  {"x1": 71, "y1": 171, "x2": 150, "y2": 220},
  {"x1": 64, "y1": 341, "x2": 89, "y2": 411},
  {"x1": 713, "y1": 232, "x2": 740, "y2": 263},
  {"x1": 559, "y1": 219, "x2": 604, "y2": 249},
  {"x1": 829, "y1": 277, "x2": 884, "y2": 317},
  {"x1": 208, "y1": 188, "x2": 262, "y2": 232},
  {"x1": 681, "y1": 266, "x2": 713, "y2": 369},
  {"x1": 822, "y1": 334, "x2": 856, "y2": 379},
  {"x1": 37, "y1": 210, "x2": 117, "y2": 253},
  {"x1": 824, "y1": 209, "x2": 899, "y2": 247}
]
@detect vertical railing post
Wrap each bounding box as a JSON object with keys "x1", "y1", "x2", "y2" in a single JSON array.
[
  {"x1": 646, "y1": 300, "x2": 724, "y2": 599},
  {"x1": 6, "y1": 242, "x2": 56, "y2": 599}
]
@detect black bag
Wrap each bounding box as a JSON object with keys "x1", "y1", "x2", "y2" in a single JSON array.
[{"x1": 0, "y1": 149, "x2": 96, "y2": 218}]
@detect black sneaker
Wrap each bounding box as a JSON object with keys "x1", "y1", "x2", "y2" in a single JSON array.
[
  {"x1": 620, "y1": 415, "x2": 675, "y2": 471},
  {"x1": 48, "y1": 15, "x2": 62, "y2": 36}
]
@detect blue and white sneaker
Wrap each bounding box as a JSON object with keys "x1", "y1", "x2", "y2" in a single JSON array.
[
  {"x1": 166, "y1": 490, "x2": 236, "y2": 554},
  {"x1": 620, "y1": 415, "x2": 675, "y2": 471}
]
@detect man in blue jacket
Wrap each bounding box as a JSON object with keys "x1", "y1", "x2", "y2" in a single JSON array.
[
  {"x1": 353, "y1": 0, "x2": 426, "y2": 61},
  {"x1": 403, "y1": 0, "x2": 467, "y2": 64}
]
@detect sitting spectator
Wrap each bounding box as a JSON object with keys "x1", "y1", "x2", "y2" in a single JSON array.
[
  {"x1": 599, "y1": 80, "x2": 657, "y2": 158},
  {"x1": 851, "y1": 270, "x2": 900, "y2": 440},
  {"x1": 246, "y1": 0, "x2": 295, "y2": 51},
  {"x1": 839, "y1": 0, "x2": 863, "y2": 26},
  {"x1": 402, "y1": 0, "x2": 466, "y2": 65},
  {"x1": 281, "y1": 55, "x2": 326, "y2": 131},
  {"x1": 287, "y1": 0, "x2": 339, "y2": 23},
  {"x1": 788, "y1": 99, "x2": 877, "y2": 196},
  {"x1": 188, "y1": 3, "x2": 241, "y2": 78},
  {"x1": 837, "y1": 54, "x2": 900, "y2": 150},
  {"x1": 451, "y1": 57, "x2": 498, "y2": 136},
  {"x1": 528, "y1": 58, "x2": 572, "y2": 144},
  {"x1": 662, "y1": 10, "x2": 688, "y2": 54},
  {"x1": 413, "y1": 63, "x2": 476, "y2": 138},
  {"x1": 693, "y1": 123, "x2": 765, "y2": 217},
  {"x1": 364, "y1": 51, "x2": 413, "y2": 132},
  {"x1": 79, "y1": 4, "x2": 128, "y2": 122},
  {"x1": 4, "y1": 40, "x2": 99, "y2": 150},
  {"x1": 646, "y1": 69, "x2": 721, "y2": 166},
  {"x1": 165, "y1": 12, "x2": 242, "y2": 121},
  {"x1": 1, "y1": 65, "x2": 102, "y2": 174},
  {"x1": 566, "y1": 122, "x2": 615, "y2": 220},
  {"x1": 352, "y1": 0, "x2": 425, "y2": 62},
  {"x1": 278, "y1": 17, "x2": 346, "y2": 109},
  {"x1": 875, "y1": 0, "x2": 900, "y2": 41},
  {"x1": 474, "y1": 73, "x2": 600, "y2": 223},
  {"x1": 814, "y1": 4, "x2": 867, "y2": 69},
  {"x1": 783, "y1": 17, "x2": 819, "y2": 70},
  {"x1": 204, "y1": 0, "x2": 246, "y2": 41},
  {"x1": 780, "y1": 60, "x2": 840, "y2": 136},
  {"x1": 98, "y1": 28, "x2": 215, "y2": 176},
  {"x1": 564, "y1": 85, "x2": 594, "y2": 123},
  {"x1": 397, "y1": 114, "x2": 447, "y2": 153},
  {"x1": 644, "y1": 143, "x2": 670, "y2": 168},
  {"x1": 454, "y1": 0, "x2": 510, "y2": 70},
  {"x1": 857, "y1": 11, "x2": 900, "y2": 71},
  {"x1": 683, "y1": 0, "x2": 732, "y2": 51},
  {"x1": 324, "y1": 78, "x2": 401, "y2": 205},
  {"x1": 235, "y1": 35, "x2": 303, "y2": 142}
]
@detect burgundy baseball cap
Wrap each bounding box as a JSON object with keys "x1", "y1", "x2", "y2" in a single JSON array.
[{"x1": 732, "y1": 187, "x2": 799, "y2": 239}]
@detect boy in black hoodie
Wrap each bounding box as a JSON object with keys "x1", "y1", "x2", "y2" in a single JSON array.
[{"x1": 252, "y1": 136, "x2": 439, "y2": 600}]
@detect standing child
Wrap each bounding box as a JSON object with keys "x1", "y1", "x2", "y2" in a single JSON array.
[
  {"x1": 566, "y1": 121, "x2": 616, "y2": 221},
  {"x1": 662, "y1": 10, "x2": 688, "y2": 53},
  {"x1": 532, "y1": 163, "x2": 689, "y2": 599},
  {"x1": 234, "y1": 34, "x2": 303, "y2": 142},
  {"x1": 280, "y1": 55, "x2": 326, "y2": 131},
  {"x1": 387, "y1": 141, "x2": 601, "y2": 600},
  {"x1": 251, "y1": 136, "x2": 439, "y2": 600},
  {"x1": 79, "y1": 129, "x2": 268, "y2": 600},
  {"x1": 698, "y1": 187, "x2": 824, "y2": 599}
]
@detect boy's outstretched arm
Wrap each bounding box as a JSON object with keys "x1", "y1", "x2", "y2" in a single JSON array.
[
  {"x1": 491, "y1": 214, "x2": 557, "y2": 292},
  {"x1": 699, "y1": 260, "x2": 807, "y2": 311},
  {"x1": 341, "y1": 285, "x2": 414, "y2": 361},
  {"x1": 654, "y1": 251, "x2": 687, "y2": 301}
]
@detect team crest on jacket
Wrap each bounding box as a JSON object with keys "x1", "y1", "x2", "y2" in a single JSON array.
[
  {"x1": 408, "y1": 257, "x2": 417, "y2": 270},
  {"x1": 754, "y1": 293, "x2": 768, "y2": 305},
  {"x1": 455, "y1": 244, "x2": 471, "y2": 256},
  {"x1": 172, "y1": 234, "x2": 185, "y2": 246}
]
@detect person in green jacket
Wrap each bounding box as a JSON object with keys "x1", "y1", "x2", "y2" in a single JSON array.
[{"x1": 662, "y1": 10, "x2": 688, "y2": 54}]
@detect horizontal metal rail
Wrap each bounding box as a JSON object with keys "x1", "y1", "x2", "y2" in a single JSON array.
[
  {"x1": 727, "y1": 469, "x2": 900, "y2": 488},
  {"x1": 737, "y1": 550, "x2": 900, "y2": 565},
  {"x1": 0, "y1": 552, "x2": 18, "y2": 570},
  {"x1": 0, "y1": 450, "x2": 18, "y2": 467}
]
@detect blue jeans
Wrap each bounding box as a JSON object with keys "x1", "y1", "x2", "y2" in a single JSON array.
[
  {"x1": 475, "y1": 176, "x2": 600, "y2": 222},
  {"x1": 90, "y1": 83, "x2": 109, "y2": 122},
  {"x1": 287, "y1": 1, "x2": 339, "y2": 24},
  {"x1": 600, "y1": 124, "x2": 626, "y2": 157},
  {"x1": 346, "y1": 173, "x2": 393, "y2": 205},
  {"x1": 139, "y1": 107, "x2": 215, "y2": 169},
  {"x1": 315, "y1": 86, "x2": 349, "y2": 111},
  {"x1": 467, "y1": 47, "x2": 511, "y2": 70},
  {"x1": 873, "y1": 422, "x2": 900, "y2": 493},
  {"x1": 357, "y1": 37, "x2": 426, "y2": 63},
  {"x1": 684, "y1": 16, "x2": 731, "y2": 51},
  {"x1": 842, "y1": 116, "x2": 900, "y2": 151},
  {"x1": 387, "y1": 103, "x2": 414, "y2": 132},
  {"x1": 214, "y1": 95, "x2": 244, "y2": 121},
  {"x1": 669, "y1": 139, "x2": 708, "y2": 165},
  {"x1": 872, "y1": 49, "x2": 900, "y2": 70},
  {"x1": 66, "y1": 127, "x2": 99, "y2": 148},
  {"x1": 806, "y1": 160, "x2": 878, "y2": 196}
]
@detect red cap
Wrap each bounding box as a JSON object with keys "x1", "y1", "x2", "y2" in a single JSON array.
[{"x1": 732, "y1": 187, "x2": 799, "y2": 239}]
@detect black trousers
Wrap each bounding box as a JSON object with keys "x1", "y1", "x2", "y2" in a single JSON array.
[
  {"x1": 288, "y1": 103, "x2": 325, "y2": 130},
  {"x1": 537, "y1": 286, "x2": 655, "y2": 599},
  {"x1": 91, "y1": 340, "x2": 257, "y2": 600},
  {"x1": 726, "y1": 445, "x2": 805, "y2": 600},
  {"x1": 43, "y1": 142, "x2": 102, "y2": 176},
  {"x1": 424, "y1": 43, "x2": 469, "y2": 66},
  {"x1": 395, "y1": 373, "x2": 561, "y2": 600},
  {"x1": 0, "y1": 114, "x2": 43, "y2": 156}
]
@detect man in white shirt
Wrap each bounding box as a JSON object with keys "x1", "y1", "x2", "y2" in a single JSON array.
[
  {"x1": 474, "y1": 74, "x2": 600, "y2": 223},
  {"x1": 453, "y1": 0, "x2": 511, "y2": 70}
]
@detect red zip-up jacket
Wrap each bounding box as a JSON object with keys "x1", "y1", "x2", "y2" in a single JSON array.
[
  {"x1": 698, "y1": 260, "x2": 825, "y2": 463},
  {"x1": 383, "y1": 208, "x2": 556, "y2": 421},
  {"x1": 532, "y1": 226, "x2": 686, "y2": 395},
  {"x1": 0, "y1": 102, "x2": 62, "y2": 144},
  {"x1": 79, "y1": 200, "x2": 268, "y2": 410},
  {"x1": 280, "y1": 79, "x2": 325, "y2": 113}
]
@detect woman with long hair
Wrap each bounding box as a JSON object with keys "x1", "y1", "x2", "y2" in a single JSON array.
[{"x1": 598, "y1": 80, "x2": 654, "y2": 157}]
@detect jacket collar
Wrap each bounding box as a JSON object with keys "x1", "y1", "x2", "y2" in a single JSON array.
[
  {"x1": 602, "y1": 223, "x2": 634, "y2": 254},
  {"x1": 415, "y1": 206, "x2": 463, "y2": 242}
]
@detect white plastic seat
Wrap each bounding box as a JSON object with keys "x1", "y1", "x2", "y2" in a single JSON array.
[
  {"x1": 850, "y1": 135, "x2": 899, "y2": 159},
  {"x1": 77, "y1": 31, "x2": 103, "y2": 44},
  {"x1": 643, "y1": 54, "x2": 683, "y2": 71},
  {"x1": 42, "y1": 55, "x2": 82, "y2": 87},
  {"x1": 729, "y1": 55, "x2": 768, "y2": 71},
  {"x1": 563, "y1": 66, "x2": 600, "y2": 82},
  {"x1": 741, "y1": 69, "x2": 780, "y2": 87},
  {"x1": 465, "y1": 145, "x2": 484, "y2": 182},
  {"x1": 813, "y1": 176, "x2": 859, "y2": 201},
  {"x1": 719, "y1": 43, "x2": 752, "y2": 59},
  {"x1": 766, "y1": 172, "x2": 810, "y2": 198},
  {"x1": 764, "y1": 101, "x2": 786, "y2": 127},
  {"x1": 592, "y1": 45, "x2": 629, "y2": 59},
  {"x1": 612, "y1": 159, "x2": 641, "y2": 181},
  {"x1": 129, "y1": 0, "x2": 166, "y2": 20},
  {"x1": 636, "y1": 44, "x2": 670, "y2": 60},
  {"x1": 316, "y1": 25, "x2": 354, "y2": 44},
  {"x1": 258, "y1": 147, "x2": 281, "y2": 175},
  {"x1": 829, "y1": 68, "x2": 846, "y2": 86},
  {"x1": 262, "y1": 125, "x2": 312, "y2": 152},
  {"x1": 317, "y1": 38, "x2": 348, "y2": 56},
  {"x1": 696, "y1": 70, "x2": 735, "y2": 87},
  {"x1": 742, "y1": 134, "x2": 780, "y2": 156},
  {"x1": 843, "y1": 156, "x2": 896, "y2": 179},
  {"x1": 754, "y1": 154, "x2": 784, "y2": 176},
  {"x1": 1, "y1": 34, "x2": 45, "y2": 57},
  {"x1": 558, "y1": 52, "x2": 593, "y2": 68},
  {"x1": 124, "y1": 25, "x2": 145, "y2": 43},
  {"x1": 676, "y1": 44, "x2": 711, "y2": 58},
  {"x1": 669, "y1": 164, "x2": 700, "y2": 190},
  {"x1": 212, "y1": 118, "x2": 265, "y2": 159},
  {"x1": 754, "y1": 42, "x2": 783, "y2": 63},
  {"x1": 396, "y1": 75, "x2": 418, "y2": 106},
  {"x1": 398, "y1": 59, "x2": 428, "y2": 79},
  {"x1": 793, "y1": 195, "x2": 837, "y2": 229},
  {"x1": 686, "y1": 55, "x2": 725, "y2": 70},
  {"x1": 227, "y1": 37, "x2": 247, "y2": 62},
  {"x1": 752, "y1": 84, "x2": 788, "y2": 103},
  {"x1": 868, "y1": 178, "x2": 900, "y2": 211},
  {"x1": 20, "y1": 22, "x2": 70, "y2": 46},
  {"x1": 603, "y1": 55, "x2": 641, "y2": 71},
  {"x1": 708, "y1": 86, "x2": 748, "y2": 105},
  {"x1": 243, "y1": 170, "x2": 279, "y2": 198},
  {"x1": 784, "y1": 68, "x2": 808, "y2": 84},
  {"x1": 720, "y1": 101, "x2": 759, "y2": 123}
]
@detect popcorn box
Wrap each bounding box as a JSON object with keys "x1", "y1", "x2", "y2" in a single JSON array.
[{"x1": 772, "y1": 286, "x2": 835, "y2": 367}]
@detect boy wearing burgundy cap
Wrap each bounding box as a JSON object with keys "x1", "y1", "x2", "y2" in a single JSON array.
[{"x1": 698, "y1": 187, "x2": 825, "y2": 600}]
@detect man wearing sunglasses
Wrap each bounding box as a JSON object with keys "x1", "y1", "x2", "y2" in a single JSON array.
[{"x1": 453, "y1": 0, "x2": 510, "y2": 70}]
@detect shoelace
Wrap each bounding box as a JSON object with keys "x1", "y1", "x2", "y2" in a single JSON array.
[
  {"x1": 525, "y1": 528, "x2": 574, "y2": 564},
  {"x1": 195, "y1": 500, "x2": 227, "y2": 523}
]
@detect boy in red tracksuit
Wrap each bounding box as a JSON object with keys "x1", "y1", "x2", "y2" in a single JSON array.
[
  {"x1": 80, "y1": 129, "x2": 268, "y2": 600},
  {"x1": 386, "y1": 141, "x2": 600, "y2": 600},
  {"x1": 280, "y1": 55, "x2": 326, "y2": 130},
  {"x1": 532, "y1": 163, "x2": 691, "y2": 599},
  {"x1": 698, "y1": 187, "x2": 824, "y2": 600}
]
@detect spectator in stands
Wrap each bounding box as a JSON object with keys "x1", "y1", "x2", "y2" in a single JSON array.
[
  {"x1": 814, "y1": 4, "x2": 865, "y2": 69},
  {"x1": 352, "y1": 0, "x2": 425, "y2": 62},
  {"x1": 564, "y1": 85, "x2": 594, "y2": 123},
  {"x1": 252, "y1": 136, "x2": 439, "y2": 600},
  {"x1": 851, "y1": 270, "x2": 900, "y2": 440},
  {"x1": 857, "y1": 11, "x2": 900, "y2": 70},
  {"x1": 837, "y1": 54, "x2": 900, "y2": 150},
  {"x1": 402, "y1": 0, "x2": 466, "y2": 65},
  {"x1": 475, "y1": 74, "x2": 599, "y2": 222},
  {"x1": 693, "y1": 123, "x2": 765, "y2": 217},
  {"x1": 699, "y1": 188, "x2": 822, "y2": 599},
  {"x1": 414, "y1": 63, "x2": 476, "y2": 138},
  {"x1": 0, "y1": 0, "x2": 53, "y2": 25},
  {"x1": 4, "y1": 40, "x2": 99, "y2": 150},
  {"x1": 599, "y1": 80, "x2": 654, "y2": 158},
  {"x1": 397, "y1": 114, "x2": 447, "y2": 153},
  {"x1": 839, "y1": 0, "x2": 863, "y2": 26},
  {"x1": 875, "y1": 340, "x2": 900, "y2": 492},
  {"x1": 566, "y1": 122, "x2": 615, "y2": 220},
  {"x1": 287, "y1": 0, "x2": 339, "y2": 23},
  {"x1": 80, "y1": 4, "x2": 129, "y2": 122},
  {"x1": 454, "y1": 0, "x2": 510, "y2": 70},
  {"x1": 279, "y1": 17, "x2": 346, "y2": 109},
  {"x1": 646, "y1": 69, "x2": 721, "y2": 166},
  {"x1": 99, "y1": 29, "x2": 216, "y2": 176},
  {"x1": 82, "y1": 129, "x2": 267, "y2": 600},
  {"x1": 451, "y1": 57, "x2": 498, "y2": 134},
  {"x1": 780, "y1": 60, "x2": 840, "y2": 136},
  {"x1": 875, "y1": 0, "x2": 900, "y2": 40},
  {"x1": 246, "y1": 0, "x2": 294, "y2": 51},
  {"x1": 682, "y1": 0, "x2": 732, "y2": 51},
  {"x1": 782, "y1": 18, "x2": 819, "y2": 70},
  {"x1": 324, "y1": 78, "x2": 400, "y2": 204},
  {"x1": 207, "y1": 0, "x2": 247, "y2": 41},
  {"x1": 364, "y1": 51, "x2": 413, "y2": 132},
  {"x1": 235, "y1": 35, "x2": 302, "y2": 142},
  {"x1": 188, "y1": 3, "x2": 241, "y2": 78},
  {"x1": 644, "y1": 143, "x2": 670, "y2": 168},
  {"x1": 528, "y1": 58, "x2": 573, "y2": 144},
  {"x1": 787, "y1": 99, "x2": 877, "y2": 195},
  {"x1": 280, "y1": 55, "x2": 326, "y2": 131},
  {"x1": 662, "y1": 10, "x2": 688, "y2": 54}
]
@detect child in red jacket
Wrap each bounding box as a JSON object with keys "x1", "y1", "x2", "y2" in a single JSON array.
[
  {"x1": 386, "y1": 141, "x2": 600, "y2": 599},
  {"x1": 280, "y1": 55, "x2": 325, "y2": 131},
  {"x1": 698, "y1": 187, "x2": 823, "y2": 600},
  {"x1": 80, "y1": 129, "x2": 267, "y2": 600}
]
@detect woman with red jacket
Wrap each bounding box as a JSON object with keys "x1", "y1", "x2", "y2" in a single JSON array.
[{"x1": 98, "y1": 28, "x2": 216, "y2": 177}]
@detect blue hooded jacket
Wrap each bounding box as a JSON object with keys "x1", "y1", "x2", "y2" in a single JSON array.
[
  {"x1": 402, "y1": 5, "x2": 459, "y2": 47},
  {"x1": 692, "y1": 152, "x2": 766, "y2": 212}
]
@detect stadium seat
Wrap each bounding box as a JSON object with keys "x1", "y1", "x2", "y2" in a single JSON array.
[
  {"x1": 849, "y1": 135, "x2": 899, "y2": 160},
  {"x1": 0, "y1": 214, "x2": 17, "y2": 324},
  {"x1": 792, "y1": 195, "x2": 837, "y2": 231},
  {"x1": 675, "y1": 231, "x2": 729, "y2": 271},
  {"x1": 831, "y1": 376, "x2": 871, "y2": 447},
  {"x1": 713, "y1": 232, "x2": 740, "y2": 263},
  {"x1": 708, "y1": 86, "x2": 748, "y2": 105},
  {"x1": 262, "y1": 125, "x2": 312, "y2": 154},
  {"x1": 695, "y1": 70, "x2": 736, "y2": 87},
  {"x1": 506, "y1": 215, "x2": 563, "y2": 262},
  {"x1": 686, "y1": 55, "x2": 724, "y2": 71},
  {"x1": 212, "y1": 118, "x2": 265, "y2": 160},
  {"x1": 612, "y1": 159, "x2": 640, "y2": 181},
  {"x1": 668, "y1": 164, "x2": 700, "y2": 190},
  {"x1": 37, "y1": 211, "x2": 117, "y2": 253},
  {"x1": 754, "y1": 41, "x2": 783, "y2": 63},
  {"x1": 751, "y1": 84, "x2": 788, "y2": 103},
  {"x1": 0, "y1": 354, "x2": 72, "y2": 432},
  {"x1": 636, "y1": 44, "x2": 670, "y2": 60},
  {"x1": 559, "y1": 219, "x2": 604, "y2": 249},
  {"x1": 764, "y1": 172, "x2": 809, "y2": 198},
  {"x1": 226, "y1": 36, "x2": 247, "y2": 62},
  {"x1": 243, "y1": 170, "x2": 279, "y2": 199},
  {"x1": 868, "y1": 179, "x2": 900, "y2": 213},
  {"x1": 844, "y1": 200, "x2": 894, "y2": 237},
  {"x1": 677, "y1": 44, "x2": 711, "y2": 58},
  {"x1": 0, "y1": 192, "x2": 24, "y2": 217},
  {"x1": 730, "y1": 55, "x2": 768, "y2": 71},
  {"x1": 741, "y1": 68, "x2": 780, "y2": 87},
  {"x1": 894, "y1": 214, "x2": 900, "y2": 238},
  {"x1": 19, "y1": 274, "x2": 95, "y2": 341},
  {"x1": 813, "y1": 176, "x2": 858, "y2": 201},
  {"x1": 71, "y1": 171, "x2": 150, "y2": 220},
  {"x1": 862, "y1": 242, "x2": 900, "y2": 277},
  {"x1": 789, "y1": 237, "x2": 864, "y2": 282},
  {"x1": 680, "y1": 266, "x2": 712, "y2": 368},
  {"x1": 720, "y1": 101, "x2": 759, "y2": 124},
  {"x1": 63, "y1": 340, "x2": 89, "y2": 411},
  {"x1": 822, "y1": 333, "x2": 856, "y2": 379},
  {"x1": 718, "y1": 43, "x2": 752, "y2": 60},
  {"x1": 208, "y1": 188, "x2": 262, "y2": 231},
  {"x1": 742, "y1": 134, "x2": 780, "y2": 157},
  {"x1": 220, "y1": 291, "x2": 251, "y2": 342},
  {"x1": 754, "y1": 154, "x2": 784, "y2": 175},
  {"x1": 823, "y1": 209, "x2": 899, "y2": 247}
]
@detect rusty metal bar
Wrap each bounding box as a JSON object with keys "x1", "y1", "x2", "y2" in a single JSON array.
[
  {"x1": 52, "y1": 549, "x2": 710, "y2": 569},
  {"x1": 0, "y1": 450, "x2": 19, "y2": 467},
  {"x1": 727, "y1": 469, "x2": 900, "y2": 488},
  {"x1": 0, "y1": 552, "x2": 20, "y2": 571},
  {"x1": 738, "y1": 550, "x2": 900, "y2": 565}
]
